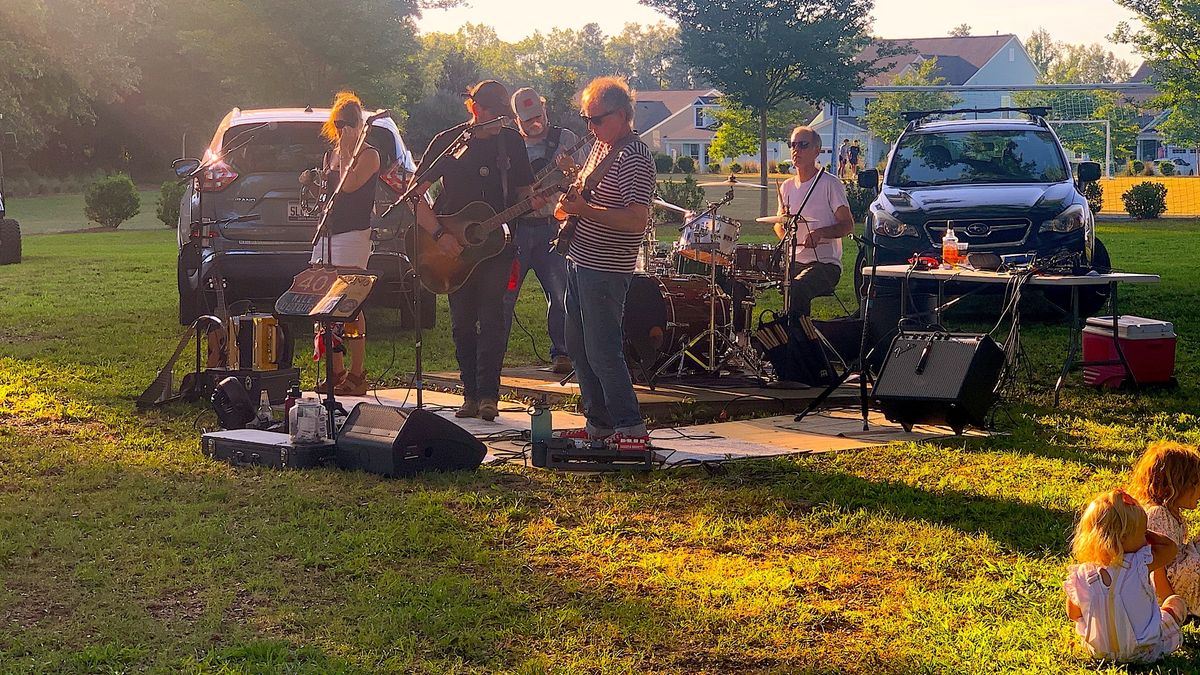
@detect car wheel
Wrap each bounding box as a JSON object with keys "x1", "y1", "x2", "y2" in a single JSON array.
[
  {"x1": 178, "y1": 244, "x2": 202, "y2": 325},
  {"x1": 0, "y1": 219, "x2": 21, "y2": 265},
  {"x1": 1044, "y1": 238, "x2": 1111, "y2": 319}
]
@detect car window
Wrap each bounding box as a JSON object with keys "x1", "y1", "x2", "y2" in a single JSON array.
[
  {"x1": 220, "y1": 122, "x2": 399, "y2": 174},
  {"x1": 887, "y1": 129, "x2": 1069, "y2": 187}
]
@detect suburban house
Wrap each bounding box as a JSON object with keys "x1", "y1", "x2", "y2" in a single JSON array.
[
  {"x1": 1129, "y1": 63, "x2": 1198, "y2": 173},
  {"x1": 808, "y1": 34, "x2": 1041, "y2": 168},
  {"x1": 636, "y1": 88, "x2": 793, "y2": 168}
]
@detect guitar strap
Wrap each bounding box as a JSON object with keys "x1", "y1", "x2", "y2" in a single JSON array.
[
  {"x1": 581, "y1": 133, "x2": 637, "y2": 196},
  {"x1": 497, "y1": 132, "x2": 511, "y2": 211}
]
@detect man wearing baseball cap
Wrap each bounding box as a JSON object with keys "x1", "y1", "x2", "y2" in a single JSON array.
[
  {"x1": 408, "y1": 80, "x2": 539, "y2": 421},
  {"x1": 502, "y1": 87, "x2": 586, "y2": 375}
]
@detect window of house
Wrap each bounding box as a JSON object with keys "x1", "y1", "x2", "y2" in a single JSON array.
[{"x1": 694, "y1": 106, "x2": 715, "y2": 129}]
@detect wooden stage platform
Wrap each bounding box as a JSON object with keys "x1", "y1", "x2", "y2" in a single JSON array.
[{"x1": 423, "y1": 366, "x2": 862, "y2": 421}]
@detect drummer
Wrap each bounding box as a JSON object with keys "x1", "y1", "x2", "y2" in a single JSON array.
[{"x1": 774, "y1": 125, "x2": 853, "y2": 318}]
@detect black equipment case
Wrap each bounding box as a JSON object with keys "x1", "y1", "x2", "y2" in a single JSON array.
[{"x1": 201, "y1": 429, "x2": 334, "y2": 469}]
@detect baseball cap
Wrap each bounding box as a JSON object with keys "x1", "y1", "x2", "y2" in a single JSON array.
[
  {"x1": 463, "y1": 80, "x2": 510, "y2": 116},
  {"x1": 511, "y1": 87, "x2": 546, "y2": 122}
]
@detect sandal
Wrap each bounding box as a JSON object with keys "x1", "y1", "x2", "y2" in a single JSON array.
[
  {"x1": 334, "y1": 371, "x2": 369, "y2": 396},
  {"x1": 315, "y1": 370, "x2": 347, "y2": 394}
]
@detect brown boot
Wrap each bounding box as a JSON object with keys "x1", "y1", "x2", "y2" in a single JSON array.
[
  {"x1": 478, "y1": 399, "x2": 499, "y2": 422},
  {"x1": 456, "y1": 399, "x2": 480, "y2": 418},
  {"x1": 334, "y1": 371, "x2": 368, "y2": 396}
]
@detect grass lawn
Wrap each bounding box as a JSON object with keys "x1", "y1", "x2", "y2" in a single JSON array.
[
  {"x1": 6, "y1": 189, "x2": 164, "y2": 235},
  {"x1": 3, "y1": 193, "x2": 1200, "y2": 672}
]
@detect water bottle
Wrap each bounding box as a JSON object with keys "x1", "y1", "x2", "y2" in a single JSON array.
[
  {"x1": 529, "y1": 400, "x2": 552, "y2": 443},
  {"x1": 941, "y1": 226, "x2": 959, "y2": 269},
  {"x1": 282, "y1": 384, "x2": 302, "y2": 433},
  {"x1": 256, "y1": 389, "x2": 274, "y2": 428}
]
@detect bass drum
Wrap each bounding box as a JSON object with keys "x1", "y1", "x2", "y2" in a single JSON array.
[{"x1": 623, "y1": 275, "x2": 730, "y2": 371}]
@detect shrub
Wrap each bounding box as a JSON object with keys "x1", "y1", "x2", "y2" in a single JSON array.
[
  {"x1": 777, "y1": 160, "x2": 792, "y2": 174},
  {"x1": 84, "y1": 173, "x2": 141, "y2": 228},
  {"x1": 675, "y1": 155, "x2": 696, "y2": 174},
  {"x1": 1121, "y1": 181, "x2": 1167, "y2": 219},
  {"x1": 653, "y1": 153, "x2": 675, "y2": 174},
  {"x1": 1142, "y1": 162, "x2": 1156, "y2": 176},
  {"x1": 767, "y1": 161, "x2": 779, "y2": 174},
  {"x1": 728, "y1": 161, "x2": 742, "y2": 174},
  {"x1": 157, "y1": 180, "x2": 186, "y2": 227},
  {"x1": 1081, "y1": 180, "x2": 1104, "y2": 214},
  {"x1": 845, "y1": 182, "x2": 874, "y2": 224},
  {"x1": 741, "y1": 161, "x2": 760, "y2": 174},
  {"x1": 654, "y1": 176, "x2": 705, "y2": 224},
  {"x1": 706, "y1": 162, "x2": 722, "y2": 174},
  {"x1": 1131, "y1": 160, "x2": 1145, "y2": 175},
  {"x1": 1159, "y1": 161, "x2": 1176, "y2": 176}
]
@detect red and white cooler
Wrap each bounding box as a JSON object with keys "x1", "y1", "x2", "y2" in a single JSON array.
[{"x1": 1081, "y1": 315, "x2": 1176, "y2": 388}]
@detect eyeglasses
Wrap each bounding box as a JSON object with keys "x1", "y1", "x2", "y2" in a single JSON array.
[
  {"x1": 580, "y1": 109, "x2": 618, "y2": 126},
  {"x1": 334, "y1": 119, "x2": 360, "y2": 130},
  {"x1": 787, "y1": 140, "x2": 813, "y2": 150}
]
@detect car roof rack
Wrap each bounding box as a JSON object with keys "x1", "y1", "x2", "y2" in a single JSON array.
[{"x1": 903, "y1": 106, "x2": 1051, "y2": 126}]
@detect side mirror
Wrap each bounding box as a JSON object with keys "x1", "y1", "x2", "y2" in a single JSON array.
[
  {"x1": 1, "y1": 132, "x2": 15, "y2": 153},
  {"x1": 1077, "y1": 161, "x2": 1101, "y2": 183},
  {"x1": 857, "y1": 169, "x2": 879, "y2": 191},
  {"x1": 172, "y1": 158, "x2": 202, "y2": 179}
]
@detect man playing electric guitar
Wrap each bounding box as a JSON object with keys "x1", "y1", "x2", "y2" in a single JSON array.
[{"x1": 408, "y1": 80, "x2": 541, "y2": 422}]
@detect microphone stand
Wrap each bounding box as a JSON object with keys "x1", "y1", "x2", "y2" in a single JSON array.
[{"x1": 377, "y1": 120, "x2": 489, "y2": 409}]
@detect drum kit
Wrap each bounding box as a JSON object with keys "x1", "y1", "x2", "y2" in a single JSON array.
[{"x1": 624, "y1": 175, "x2": 797, "y2": 384}]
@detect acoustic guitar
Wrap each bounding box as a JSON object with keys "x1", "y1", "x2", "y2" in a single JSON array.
[{"x1": 405, "y1": 156, "x2": 578, "y2": 294}]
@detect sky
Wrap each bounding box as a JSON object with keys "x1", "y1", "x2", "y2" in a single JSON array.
[{"x1": 416, "y1": 0, "x2": 1145, "y2": 67}]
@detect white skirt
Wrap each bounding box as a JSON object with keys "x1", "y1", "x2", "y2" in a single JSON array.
[{"x1": 310, "y1": 228, "x2": 372, "y2": 270}]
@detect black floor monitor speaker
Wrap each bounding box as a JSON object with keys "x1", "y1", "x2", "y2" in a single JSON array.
[
  {"x1": 873, "y1": 332, "x2": 1005, "y2": 435},
  {"x1": 336, "y1": 403, "x2": 486, "y2": 477}
]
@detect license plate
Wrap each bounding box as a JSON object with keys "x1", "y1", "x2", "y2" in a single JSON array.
[{"x1": 287, "y1": 201, "x2": 318, "y2": 222}]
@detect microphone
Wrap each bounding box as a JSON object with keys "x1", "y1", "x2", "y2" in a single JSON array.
[{"x1": 471, "y1": 115, "x2": 510, "y2": 130}]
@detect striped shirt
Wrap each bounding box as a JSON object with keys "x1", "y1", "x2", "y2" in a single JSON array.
[{"x1": 567, "y1": 138, "x2": 655, "y2": 273}]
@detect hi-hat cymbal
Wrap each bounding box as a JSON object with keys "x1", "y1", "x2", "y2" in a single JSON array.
[
  {"x1": 652, "y1": 198, "x2": 689, "y2": 214},
  {"x1": 755, "y1": 215, "x2": 792, "y2": 224},
  {"x1": 698, "y1": 175, "x2": 767, "y2": 189}
]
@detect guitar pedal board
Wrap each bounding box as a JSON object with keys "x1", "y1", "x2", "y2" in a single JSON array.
[{"x1": 531, "y1": 437, "x2": 659, "y2": 472}]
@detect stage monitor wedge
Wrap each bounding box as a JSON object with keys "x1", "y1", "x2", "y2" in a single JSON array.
[{"x1": 336, "y1": 403, "x2": 485, "y2": 477}]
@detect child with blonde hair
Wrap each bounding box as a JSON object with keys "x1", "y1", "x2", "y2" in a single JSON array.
[
  {"x1": 1128, "y1": 440, "x2": 1200, "y2": 613},
  {"x1": 1064, "y1": 489, "x2": 1184, "y2": 662}
]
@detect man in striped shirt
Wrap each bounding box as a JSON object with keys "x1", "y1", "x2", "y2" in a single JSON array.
[{"x1": 554, "y1": 77, "x2": 655, "y2": 453}]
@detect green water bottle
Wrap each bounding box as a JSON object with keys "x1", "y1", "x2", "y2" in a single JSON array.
[{"x1": 529, "y1": 400, "x2": 552, "y2": 443}]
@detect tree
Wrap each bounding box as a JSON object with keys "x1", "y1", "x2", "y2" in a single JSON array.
[
  {"x1": 1025, "y1": 28, "x2": 1057, "y2": 77},
  {"x1": 607, "y1": 22, "x2": 697, "y2": 89},
  {"x1": 861, "y1": 58, "x2": 960, "y2": 145},
  {"x1": 949, "y1": 24, "x2": 972, "y2": 38},
  {"x1": 643, "y1": 0, "x2": 897, "y2": 215},
  {"x1": 1028, "y1": 29, "x2": 1131, "y2": 84},
  {"x1": 1158, "y1": 94, "x2": 1200, "y2": 149},
  {"x1": 709, "y1": 99, "x2": 815, "y2": 161},
  {"x1": 1012, "y1": 88, "x2": 1138, "y2": 163},
  {"x1": 1113, "y1": 0, "x2": 1200, "y2": 152}
]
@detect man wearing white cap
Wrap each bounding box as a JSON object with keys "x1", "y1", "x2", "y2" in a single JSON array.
[{"x1": 503, "y1": 87, "x2": 585, "y2": 374}]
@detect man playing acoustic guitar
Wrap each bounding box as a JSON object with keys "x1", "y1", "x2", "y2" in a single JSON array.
[{"x1": 409, "y1": 80, "x2": 541, "y2": 421}]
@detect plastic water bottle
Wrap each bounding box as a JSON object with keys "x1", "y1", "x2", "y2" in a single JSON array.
[
  {"x1": 941, "y1": 226, "x2": 959, "y2": 269},
  {"x1": 529, "y1": 400, "x2": 552, "y2": 443}
]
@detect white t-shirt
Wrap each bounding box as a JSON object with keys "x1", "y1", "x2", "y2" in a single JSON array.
[{"x1": 777, "y1": 170, "x2": 850, "y2": 269}]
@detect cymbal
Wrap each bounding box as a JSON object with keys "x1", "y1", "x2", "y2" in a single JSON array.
[
  {"x1": 755, "y1": 215, "x2": 791, "y2": 224},
  {"x1": 698, "y1": 175, "x2": 767, "y2": 189},
  {"x1": 652, "y1": 198, "x2": 689, "y2": 214}
]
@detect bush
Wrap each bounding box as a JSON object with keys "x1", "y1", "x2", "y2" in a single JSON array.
[
  {"x1": 728, "y1": 161, "x2": 742, "y2": 174},
  {"x1": 767, "y1": 161, "x2": 779, "y2": 174},
  {"x1": 654, "y1": 153, "x2": 675, "y2": 174},
  {"x1": 1159, "y1": 161, "x2": 1176, "y2": 176},
  {"x1": 1121, "y1": 181, "x2": 1167, "y2": 219},
  {"x1": 1142, "y1": 162, "x2": 1156, "y2": 176},
  {"x1": 706, "y1": 162, "x2": 722, "y2": 174},
  {"x1": 777, "y1": 160, "x2": 792, "y2": 174},
  {"x1": 1081, "y1": 180, "x2": 1104, "y2": 214},
  {"x1": 741, "y1": 161, "x2": 760, "y2": 174},
  {"x1": 654, "y1": 175, "x2": 705, "y2": 224},
  {"x1": 845, "y1": 182, "x2": 874, "y2": 224},
  {"x1": 675, "y1": 155, "x2": 696, "y2": 174},
  {"x1": 84, "y1": 173, "x2": 141, "y2": 228},
  {"x1": 157, "y1": 180, "x2": 186, "y2": 227},
  {"x1": 1131, "y1": 160, "x2": 1145, "y2": 175}
]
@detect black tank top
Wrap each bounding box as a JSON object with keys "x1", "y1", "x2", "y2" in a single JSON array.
[{"x1": 326, "y1": 146, "x2": 379, "y2": 235}]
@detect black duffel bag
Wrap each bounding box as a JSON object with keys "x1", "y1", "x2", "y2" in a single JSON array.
[{"x1": 752, "y1": 310, "x2": 836, "y2": 386}]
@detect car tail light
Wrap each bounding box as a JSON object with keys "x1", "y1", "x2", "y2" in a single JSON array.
[
  {"x1": 200, "y1": 161, "x2": 238, "y2": 192},
  {"x1": 379, "y1": 161, "x2": 408, "y2": 194}
]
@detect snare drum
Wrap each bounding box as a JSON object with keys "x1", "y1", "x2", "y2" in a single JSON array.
[
  {"x1": 678, "y1": 213, "x2": 740, "y2": 265},
  {"x1": 623, "y1": 275, "x2": 730, "y2": 370},
  {"x1": 733, "y1": 243, "x2": 782, "y2": 278}
]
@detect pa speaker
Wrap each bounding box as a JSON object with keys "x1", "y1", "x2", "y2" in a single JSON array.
[
  {"x1": 336, "y1": 403, "x2": 486, "y2": 477},
  {"x1": 873, "y1": 332, "x2": 1005, "y2": 435}
]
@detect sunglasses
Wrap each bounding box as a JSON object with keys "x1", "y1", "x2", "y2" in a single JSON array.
[
  {"x1": 580, "y1": 109, "x2": 618, "y2": 126},
  {"x1": 787, "y1": 140, "x2": 813, "y2": 150},
  {"x1": 334, "y1": 119, "x2": 360, "y2": 130}
]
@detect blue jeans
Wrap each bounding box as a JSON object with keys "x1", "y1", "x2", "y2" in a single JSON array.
[
  {"x1": 565, "y1": 261, "x2": 647, "y2": 437},
  {"x1": 449, "y1": 249, "x2": 514, "y2": 401},
  {"x1": 502, "y1": 220, "x2": 568, "y2": 359}
]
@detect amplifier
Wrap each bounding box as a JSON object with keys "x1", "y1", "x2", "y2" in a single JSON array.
[
  {"x1": 336, "y1": 403, "x2": 485, "y2": 477},
  {"x1": 873, "y1": 332, "x2": 1004, "y2": 435},
  {"x1": 229, "y1": 313, "x2": 285, "y2": 371}
]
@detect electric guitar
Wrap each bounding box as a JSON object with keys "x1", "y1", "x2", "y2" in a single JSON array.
[{"x1": 406, "y1": 156, "x2": 578, "y2": 294}]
